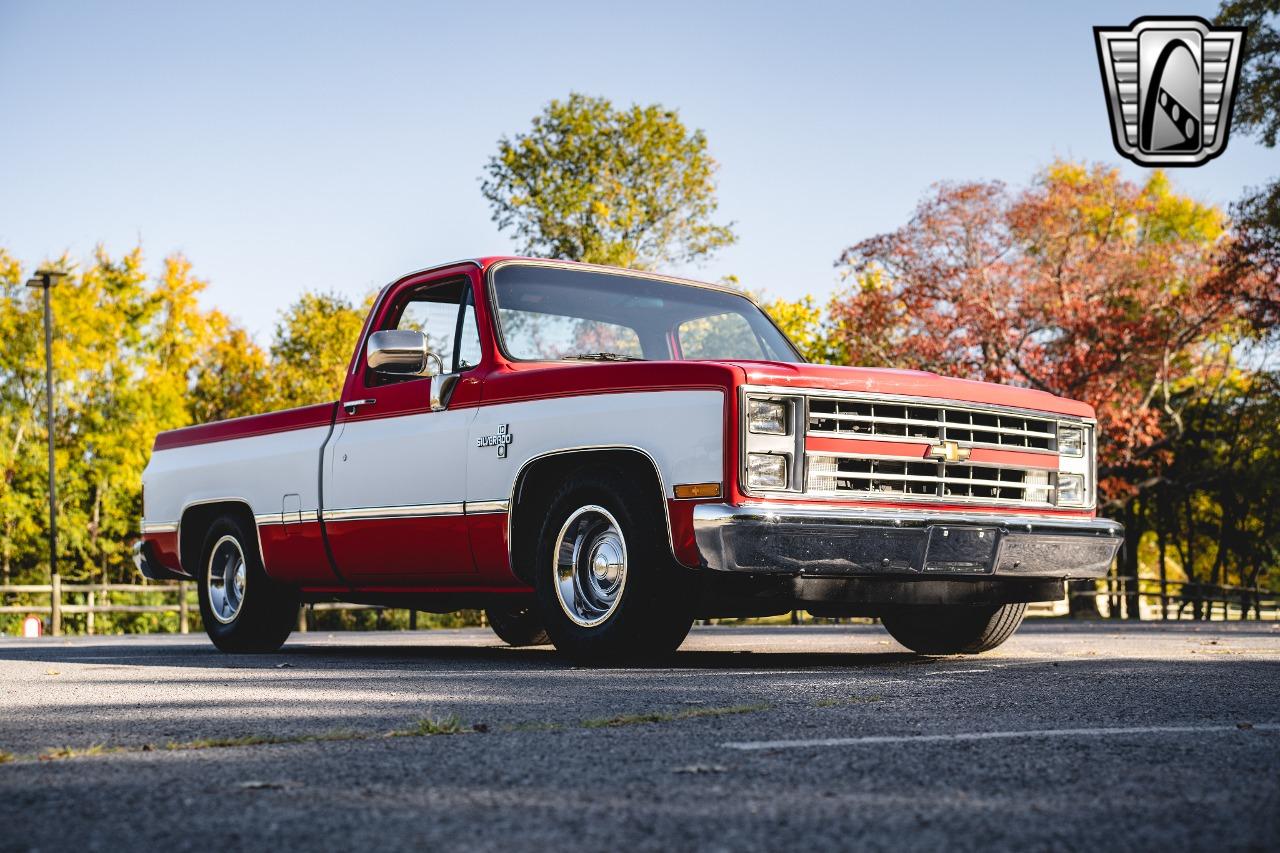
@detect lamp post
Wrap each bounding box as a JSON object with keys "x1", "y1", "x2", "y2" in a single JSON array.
[{"x1": 25, "y1": 269, "x2": 66, "y2": 635}]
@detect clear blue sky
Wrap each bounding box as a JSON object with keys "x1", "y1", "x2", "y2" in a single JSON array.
[{"x1": 1, "y1": 0, "x2": 1274, "y2": 340}]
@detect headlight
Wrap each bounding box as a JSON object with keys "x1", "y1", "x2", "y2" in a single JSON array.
[
  {"x1": 747, "y1": 453, "x2": 788, "y2": 489},
  {"x1": 747, "y1": 399, "x2": 789, "y2": 435},
  {"x1": 1057, "y1": 473, "x2": 1086, "y2": 506},
  {"x1": 1058, "y1": 425, "x2": 1084, "y2": 457}
]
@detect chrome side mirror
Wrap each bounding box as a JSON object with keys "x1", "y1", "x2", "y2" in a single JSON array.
[{"x1": 367, "y1": 330, "x2": 443, "y2": 376}]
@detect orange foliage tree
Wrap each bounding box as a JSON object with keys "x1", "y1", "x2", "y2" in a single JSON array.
[{"x1": 828, "y1": 162, "x2": 1261, "y2": 509}]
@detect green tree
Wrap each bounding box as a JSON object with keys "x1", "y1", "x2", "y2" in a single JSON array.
[
  {"x1": 269, "y1": 292, "x2": 368, "y2": 410},
  {"x1": 481, "y1": 92, "x2": 736, "y2": 269},
  {"x1": 762, "y1": 295, "x2": 843, "y2": 364},
  {"x1": 1217, "y1": 0, "x2": 1279, "y2": 146},
  {"x1": 1216, "y1": 2, "x2": 1280, "y2": 334}
]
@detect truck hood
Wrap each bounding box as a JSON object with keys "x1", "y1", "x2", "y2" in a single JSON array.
[{"x1": 726, "y1": 361, "x2": 1094, "y2": 419}]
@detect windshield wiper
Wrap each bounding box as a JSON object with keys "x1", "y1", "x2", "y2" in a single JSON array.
[{"x1": 561, "y1": 352, "x2": 645, "y2": 362}]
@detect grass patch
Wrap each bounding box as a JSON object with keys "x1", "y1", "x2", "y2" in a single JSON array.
[
  {"x1": 0, "y1": 750, "x2": 16, "y2": 764},
  {"x1": 167, "y1": 734, "x2": 288, "y2": 751},
  {"x1": 39, "y1": 743, "x2": 122, "y2": 761},
  {"x1": 582, "y1": 704, "x2": 768, "y2": 729},
  {"x1": 814, "y1": 694, "x2": 885, "y2": 708},
  {"x1": 389, "y1": 715, "x2": 468, "y2": 737}
]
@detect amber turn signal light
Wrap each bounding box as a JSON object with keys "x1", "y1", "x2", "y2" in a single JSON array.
[{"x1": 673, "y1": 482, "x2": 722, "y2": 499}]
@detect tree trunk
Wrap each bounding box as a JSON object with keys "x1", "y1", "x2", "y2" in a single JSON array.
[
  {"x1": 1122, "y1": 497, "x2": 1142, "y2": 620},
  {"x1": 1156, "y1": 487, "x2": 1169, "y2": 620}
]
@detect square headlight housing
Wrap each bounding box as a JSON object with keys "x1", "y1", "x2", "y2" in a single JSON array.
[
  {"x1": 1057, "y1": 473, "x2": 1086, "y2": 507},
  {"x1": 1058, "y1": 425, "x2": 1085, "y2": 457},
  {"x1": 746, "y1": 453, "x2": 788, "y2": 490},
  {"x1": 747, "y1": 398, "x2": 789, "y2": 435}
]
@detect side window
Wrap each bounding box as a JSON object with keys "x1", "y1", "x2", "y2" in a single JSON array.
[
  {"x1": 457, "y1": 303, "x2": 482, "y2": 370},
  {"x1": 678, "y1": 312, "x2": 766, "y2": 360},
  {"x1": 373, "y1": 278, "x2": 482, "y2": 384}
]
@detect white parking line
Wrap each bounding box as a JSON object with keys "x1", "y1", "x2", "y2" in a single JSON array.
[{"x1": 723, "y1": 723, "x2": 1280, "y2": 751}]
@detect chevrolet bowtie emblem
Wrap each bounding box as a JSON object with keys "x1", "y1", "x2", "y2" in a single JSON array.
[{"x1": 927, "y1": 441, "x2": 971, "y2": 464}]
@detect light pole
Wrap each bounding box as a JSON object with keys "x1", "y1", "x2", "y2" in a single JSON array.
[{"x1": 25, "y1": 269, "x2": 66, "y2": 635}]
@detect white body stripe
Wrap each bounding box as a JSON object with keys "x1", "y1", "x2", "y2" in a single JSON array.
[
  {"x1": 142, "y1": 425, "x2": 329, "y2": 527},
  {"x1": 141, "y1": 390, "x2": 724, "y2": 538},
  {"x1": 324, "y1": 407, "x2": 475, "y2": 512},
  {"x1": 468, "y1": 390, "x2": 724, "y2": 502}
]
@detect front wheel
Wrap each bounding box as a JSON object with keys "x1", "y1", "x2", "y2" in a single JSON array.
[
  {"x1": 532, "y1": 471, "x2": 695, "y2": 663},
  {"x1": 880, "y1": 603, "x2": 1027, "y2": 655},
  {"x1": 197, "y1": 514, "x2": 298, "y2": 653}
]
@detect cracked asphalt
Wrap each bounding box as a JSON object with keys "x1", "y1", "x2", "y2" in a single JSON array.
[{"x1": 1, "y1": 621, "x2": 1278, "y2": 852}]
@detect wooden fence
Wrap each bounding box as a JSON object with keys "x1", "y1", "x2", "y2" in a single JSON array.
[
  {"x1": 3, "y1": 576, "x2": 1275, "y2": 637},
  {"x1": 0, "y1": 580, "x2": 385, "y2": 636}
]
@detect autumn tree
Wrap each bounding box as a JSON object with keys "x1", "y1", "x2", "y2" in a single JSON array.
[
  {"x1": 269, "y1": 292, "x2": 369, "y2": 410},
  {"x1": 808, "y1": 162, "x2": 1270, "y2": 616},
  {"x1": 1214, "y1": 1, "x2": 1280, "y2": 333},
  {"x1": 830, "y1": 163, "x2": 1246, "y2": 503},
  {"x1": 481, "y1": 93, "x2": 736, "y2": 269}
]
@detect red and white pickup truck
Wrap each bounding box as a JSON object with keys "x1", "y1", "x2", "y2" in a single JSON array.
[{"x1": 137, "y1": 257, "x2": 1122, "y2": 660}]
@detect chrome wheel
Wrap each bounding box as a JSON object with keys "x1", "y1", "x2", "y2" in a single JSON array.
[
  {"x1": 207, "y1": 535, "x2": 247, "y2": 624},
  {"x1": 553, "y1": 505, "x2": 627, "y2": 627}
]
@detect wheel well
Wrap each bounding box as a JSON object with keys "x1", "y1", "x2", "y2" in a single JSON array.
[
  {"x1": 508, "y1": 449, "x2": 670, "y2": 585},
  {"x1": 179, "y1": 501, "x2": 257, "y2": 576}
]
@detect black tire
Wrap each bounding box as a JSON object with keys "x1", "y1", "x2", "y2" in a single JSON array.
[
  {"x1": 881, "y1": 602, "x2": 1027, "y2": 655},
  {"x1": 486, "y1": 604, "x2": 551, "y2": 647},
  {"x1": 196, "y1": 514, "x2": 298, "y2": 653},
  {"x1": 531, "y1": 469, "x2": 695, "y2": 663}
]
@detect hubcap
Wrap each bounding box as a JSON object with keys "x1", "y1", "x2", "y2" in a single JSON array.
[
  {"x1": 207, "y1": 535, "x2": 247, "y2": 624},
  {"x1": 553, "y1": 505, "x2": 628, "y2": 627}
]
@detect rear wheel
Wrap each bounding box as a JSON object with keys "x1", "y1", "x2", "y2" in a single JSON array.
[
  {"x1": 485, "y1": 604, "x2": 550, "y2": 647},
  {"x1": 197, "y1": 514, "x2": 298, "y2": 653},
  {"x1": 532, "y1": 471, "x2": 695, "y2": 663},
  {"x1": 880, "y1": 603, "x2": 1026, "y2": 655}
]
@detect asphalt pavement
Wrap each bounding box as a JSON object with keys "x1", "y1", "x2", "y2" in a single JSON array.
[{"x1": 1, "y1": 621, "x2": 1277, "y2": 852}]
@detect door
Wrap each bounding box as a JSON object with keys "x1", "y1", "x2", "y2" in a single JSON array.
[{"x1": 322, "y1": 275, "x2": 484, "y2": 582}]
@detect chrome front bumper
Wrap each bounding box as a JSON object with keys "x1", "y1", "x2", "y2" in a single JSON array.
[{"x1": 693, "y1": 503, "x2": 1123, "y2": 579}]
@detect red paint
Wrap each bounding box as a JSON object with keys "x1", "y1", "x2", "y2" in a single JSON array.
[
  {"x1": 259, "y1": 521, "x2": 341, "y2": 584},
  {"x1": 733, "y1": 361, "x2": 1095, "y2": 419},
  {"x1": 804, "y1": 437, "x2": 1058, "y2": 471},
  {"x1": 479, "y1": 360, "x2": 739, "y2": 407},
  {"x1": 467, "y1": 511, "x2": 525, "y2": 587},
  {"x1": 667, "y1": 499, "x2": 707, "y2": 568},
  {"x1": 303, "y1": 585, "x2": 532, "y2": 596},
  {"x1": 153, "y1": 403, "x2": 335, "y2": 451},
  {"x1": 144, "y1": 531, "x2": 185, "y2": 575},
  {"x1": 324, "y1": 514, "x2": 476, "y2": 582}
]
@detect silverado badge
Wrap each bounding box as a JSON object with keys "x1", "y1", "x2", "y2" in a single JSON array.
[{"x1": 477, "y1": 423, "x2": 514, "y2": 458}]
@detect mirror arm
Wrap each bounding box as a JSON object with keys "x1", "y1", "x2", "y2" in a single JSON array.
[{"x1": 424, "y1": 351, "x2": 444, "y2": 377}]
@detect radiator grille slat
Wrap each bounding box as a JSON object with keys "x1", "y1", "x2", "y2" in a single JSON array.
[
  {"x1": 808, "y1": 399, "x2": 1056, "y2": 450},
  {"x1": 805, "y1": 397, "x2": 1058, "y2": 507}
]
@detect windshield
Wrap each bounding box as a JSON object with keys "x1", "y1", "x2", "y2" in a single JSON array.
[{"x1": 490, "y1": 264, "x2": 803, "y2": 363}]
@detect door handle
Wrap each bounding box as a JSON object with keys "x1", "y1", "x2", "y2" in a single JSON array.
[{"x1": 342, "y1": 398, "x2": 376, "y2": 414}]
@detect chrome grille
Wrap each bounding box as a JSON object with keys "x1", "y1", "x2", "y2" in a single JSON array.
[
  {"x1": 808, "y1": 398, "x2": 1056, "y2": 450},
  {"x1": 804, "y1": 395, "x2": 1060, "y2": 507},
  {"x1": 807, "y1": 456, "x2": 1054, "y2": 503}
]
